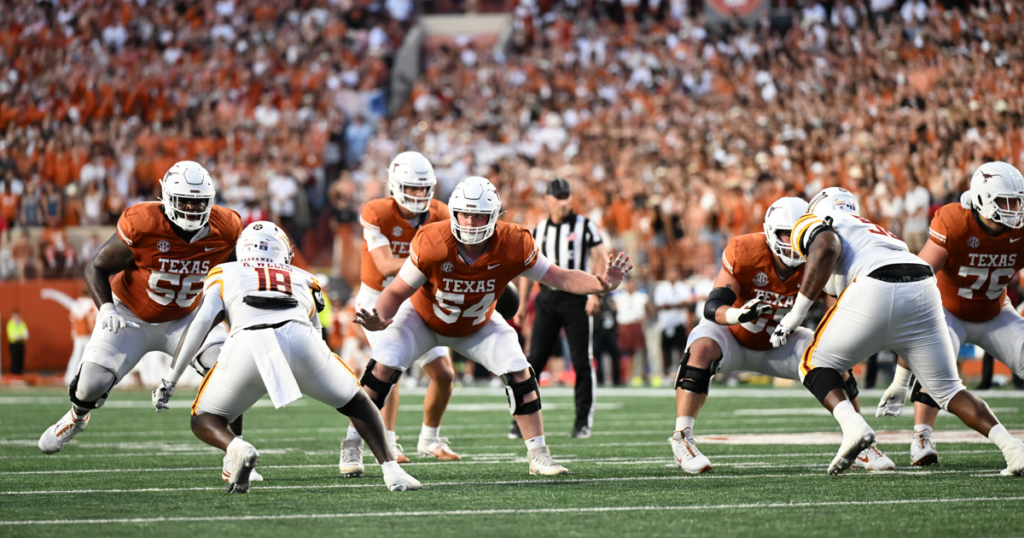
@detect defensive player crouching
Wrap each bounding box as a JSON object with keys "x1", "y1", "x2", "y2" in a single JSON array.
[
  {"x1": 154, "y1": 222, "x2": 421, "y2": 493},
  {"x1": 877, "y1": 162, "x2": 1024, "y2": 467},
  {"x1": 341, "y1": 151, "x2": 460, "y2": 478},
  {"x1": 773, "y1": 187, "x2": 1024, "y2": 476},
  {"x1": 356, "y1": 176, "x2": 632, "y2": 475},
  {"x1": 671, "y1": 195, "x2": 893, "y2": 473},
  {"x1": 38, "y1": 162, "x2": 251, "y2": 484}
]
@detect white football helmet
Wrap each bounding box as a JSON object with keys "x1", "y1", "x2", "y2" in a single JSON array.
[
  {"x1": 235, "y1": 221, "x2": 293, "y2": 264},
  {"x1": 449, "y1": 176, "x2": 501, "y2": 245},
  {"x1": 764, "y1": 197, "x2": 810, "y2": 267},
  {"x1": 808, "y1": 187, "x2": 860, "y2": 217},
  {"x1": 160, "y1": 161, "x2": 215, "y2": 231},
  {"x1": 388, "y1": 151, "x2": 437, "y2": 213},
  {"x1": 966, "y1": 161, "x2": 1024, "y2": 229}
]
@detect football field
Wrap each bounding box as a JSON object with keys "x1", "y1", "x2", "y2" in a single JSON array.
[{"x1": 2, "y1": 386, "x2": 1024, "y2": 537}]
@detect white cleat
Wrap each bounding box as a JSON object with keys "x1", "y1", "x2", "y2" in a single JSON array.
[
  {"x1": 999, "y1": 439, "x2": 1024, "y2": 476},
  {"x1": 851, "y1": 442, "x2": 895, "y2": 471},
  {"x1": 225, "y1": 439, "x2": 259, "y2": 494},
  {"x1": 417, "y1": 437, "x2": 462, "y2": 461},
  {"x1": 527, "y1": 446, "x2": 569, "y2": 476},
  {"x1": 382, "y1": 462, "x2": 423, "y2": 491},
  {"x1": 910, "y1": 430, "x2": 939, "y2": 467},
  {"x1": 829, "y1": 424, "x2": 875, "y2": 477},
  {"x1": 38, "y1": 409, "x2": 89, "y2": 454},
  {"x1": 223, "y1": 453, "x2": 263, "y2": 482},
  {"x1": 669, "y1": 430, "x2": 712, "y2": 474},
  {"x1": 339, "y1": 437, "x2": 365, "y2": 478},
  {"x1": 392, "y1": 435, "x2": 409, "y2": 464}
]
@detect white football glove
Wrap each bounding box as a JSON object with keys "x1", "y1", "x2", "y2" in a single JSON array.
[
  {"x1": 876, "y1": 364, "x2": 913, "y2": 417},
  {"x1": 99, "y1": 303, "x2": 140, "y2": 334},
  {"x1": 769, "y1": 309, "x2": 803, "y2": 348},
  {"x1": 725, "y1": 298, "x2": 773, "y2": 325},
  {"x1": 152, "y1": 379, "x2": 176, "y2": 412}
]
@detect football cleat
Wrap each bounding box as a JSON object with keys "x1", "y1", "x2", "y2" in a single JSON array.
[
  {"x1": 225, "y1": 439, "x2": 259, "y2": 494},
  {"x1": 223, "y1": 453, "x2": 264, "y2": 482},
  {"x1": 339, "y1": 437, "x2": 365, "y2": 478},
  {"x1": 382, "y1": 463, "x2": 423, "y2": 491},
  {"x1": 851, "y1": 442, "x2": 895, "y2": 471},
  {"x1": 417, "y1": 437, "x2": 461, "y2": 460},
  {"x1": 392, "y1": 435, "x2": 410, "y2": 464},
  {"x1": 828, "y1": 423, "x2": 875, "y2": 476},
  {"x1": 528, "y1": 446, "x2": 569, "y2": 476},
  {"x1": 570, "y1": 425, "x2": 592, "y2": 439},
  {"x1": 508, "y1": 420, "x2": 523, "y2": 439},
  {"x1": 910, "y1": 429, "x2": 939, "y2": 467},
  {"x1": 38, "y1": 409, "x2": 89, "y2": 454},
  {"x1": 669, "y1": 430, "x2": 712, "y2": 474},
  {"x1": 999, "y1": 439, "x2": 1024, "y2": 476}
]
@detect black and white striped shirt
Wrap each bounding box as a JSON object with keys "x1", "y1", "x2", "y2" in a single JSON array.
[{"x1": 534, "y1": 212, "x2": 603, "y2": 276}]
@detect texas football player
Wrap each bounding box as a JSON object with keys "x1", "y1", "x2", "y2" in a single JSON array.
[
  {"x1": 671, "y1": 195, "x2": 893, "y2": 473},
  {"x1": 877, "y1": 161, "x2": 1024, "y2": 466},
  {"x1": 340, "y1": 151, "x2": 460, "y2": 478},
  {"x1": 355, "y1": 176, "x2": 632, "y2": 475},
  {"x1": 38, "y1": 162, "x2": 244, "y2": 476}
]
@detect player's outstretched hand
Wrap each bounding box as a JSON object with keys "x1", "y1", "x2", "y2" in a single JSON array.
[
  {"x1": 770, "y1": 309, "x2": 804, "y2": 348},
  {"x1": 597, "y1": 253, "x2": 633, "y2": 293},
  {"x1": 355, "y1": 308, "x2": 394, "y2": 332},
  {"x1": 726, "y1": 298, "x2": 773, "y2": 325},
  {"x1": 876, "y1": 384, "x2": 908, "y2": 418},
  {"x1": 99, "y1": 303, "x2": 140, "y2": 334},
  {"x1": 152, "y1": 379, "x2": 176, "y2": 412}
]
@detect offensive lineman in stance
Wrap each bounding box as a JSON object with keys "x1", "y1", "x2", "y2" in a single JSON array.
[
  {"x1": 356, "y1": 177, "x2": 632, "y2": 475},
  {"x1": 671, "y1": 195, "x2": 893, "y2": 473},
  {"x1": 155, "y1": 222, "x2": 420, "y2": 493}
]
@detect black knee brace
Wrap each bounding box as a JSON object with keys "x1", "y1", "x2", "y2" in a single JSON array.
[
  {"x1": 674, "y1": 351, "x2": 720, "y2": 395},
  {"x1": 844, "y1": 369, "x2": 860, "y2": 401},
  {"x1": 501, "y1": 368, "x2": 542, "y2": 415},
  {"x1": 359, "y1": 359, "x2": 402, "y2": 409},
  {"x1": 910, "y1": 381, "x2": 940, "y2": 409},
  {"x1": 68, "y1": 371, "x2": 113, "y2": 410},
  {"x1": 803, "y1": 367, "x2": 847, "y2": 404}
]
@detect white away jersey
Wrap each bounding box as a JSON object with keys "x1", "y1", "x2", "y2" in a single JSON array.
[
  {"x1": 203, "y1": 261, "x2": 322, "y2": 332},
  {"x1": 792, "y1": 211, "x2": 927, "y2": 295}
]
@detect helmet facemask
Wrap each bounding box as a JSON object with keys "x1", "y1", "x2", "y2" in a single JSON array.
[
  {"x1": 977, "y1": 191, "x2": 1024, "y2": 229},
  {"x1": 452, "y1": 210, "x2": 497, "y2": 245},
  {"x1": 395, "y1": 183, "x2": 435, "y2": 213},
  {"x1": 166, "y1": 194, "x2": 213, "y2": 231},
  {"x1": 765, "y1": 225, "x2": 803, "y2": 267}
]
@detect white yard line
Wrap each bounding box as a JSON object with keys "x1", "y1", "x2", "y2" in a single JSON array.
[{"x1": 2, "y1": 495, "x2": 1021, "y2": 525}]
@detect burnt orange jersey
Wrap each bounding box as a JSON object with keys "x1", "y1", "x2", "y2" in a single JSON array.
[
  {"x1": 721, "y1": 233, "x2": 805, "y2": 350},
  {"x1": 111, "y1": 202, "x2": 242, "y2": 323},
  {"x1": 409, "y1": 221, "x2": 542, "y2": 337},
  {"x1": 360, "y1": 198, "x2": 450, "y2": 291},
  {"x1": 929, "y1": 203, "x2": 1024, "y2": 322}
]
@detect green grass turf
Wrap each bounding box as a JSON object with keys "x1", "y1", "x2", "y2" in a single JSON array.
[{"x1": 1, "y1": 385, "x2": 1023, "y2": 537}]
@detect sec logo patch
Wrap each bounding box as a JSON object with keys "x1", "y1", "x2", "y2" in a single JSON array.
[
  {"x1": 392, "y1": 226, "x2": 404, "y2": 237},
  {"x1": 441, "y1": 261, "x2": 454, "y2": 273},
  {"x1": 968, "y1": 236, "x2": 980, "y2": 248},
  {"x1": 157, "y1": 240, "x2": 170, "y2": 253},
  {"x1": 753, "y1": 272, "x2": 769, "y2": 287}
]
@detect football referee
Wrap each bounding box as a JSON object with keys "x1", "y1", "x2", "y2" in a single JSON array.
[{"x1": 513, "y1": 178, "x2": 608, "y2": 439}]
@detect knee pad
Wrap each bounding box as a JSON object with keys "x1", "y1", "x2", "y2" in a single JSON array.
[
  {"x1": 359, "y1": 359, "x2": 402, "y2": 409},
  {"x1": 910, "y1": 381, "x2": 940, "y2": 409},
  {"x1": 844, "y1": 369, "x2": 860, "y2": 401},
  {"x1": 674, "y1": 351, "x2": 720, "y2": 395},
  {"x1": 501, "y1": 368, "x2": 542, "y2": 416},
  {"x1": 69, "y1": 365, "x2": 116, "y2": 410},
  {"x1": 802, "y1": 367, "x2": 847, "y2": 404}
]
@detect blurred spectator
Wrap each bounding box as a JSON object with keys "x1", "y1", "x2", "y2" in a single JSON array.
[
  {"x1": 80, "y1": 234, "x2": 103, "y2": 268},
  {"x1": 6, "y1": 310, "x2": 28, "y2": 375}
]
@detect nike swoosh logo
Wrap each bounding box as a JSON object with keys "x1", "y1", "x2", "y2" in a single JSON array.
[
  {"x1": 1011, "y1": 238, "x2": 1021, "y2": 243},
  {"x1": 205, "y1": 246, "x2": 218, "y2": 251},
  {"x1": 487, "y1": 263, "x2": 501, "y2": 270}
]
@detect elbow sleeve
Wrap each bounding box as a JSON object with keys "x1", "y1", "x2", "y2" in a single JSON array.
[{"x1": 703, "y1": 287, "x2": 737, "y2": 321}]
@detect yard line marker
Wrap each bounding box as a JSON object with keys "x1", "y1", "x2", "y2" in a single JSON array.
[{"x1": 2, "y1": 495, "x2": 1021, "y2": 525}]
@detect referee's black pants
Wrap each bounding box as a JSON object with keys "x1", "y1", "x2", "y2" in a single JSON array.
[{"x1": 528, "y1": 290, "x2": 594, "y2": 429}]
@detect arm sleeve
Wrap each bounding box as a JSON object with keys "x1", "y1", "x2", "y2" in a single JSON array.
[
  {"x1": 166, "y1": 293, "x2": 225, "y2": 384},
  {"x1": 363, "y1": 227, "x2": 391, "y2": 251},
  {"x1": 116, "y1": 209, "x2": 135, "y2": 247},
  {"x1": 929, "y1": 209, "x2": 949, "y2": 247},
  {"x1": 397, "y1": 258, "x2": 428, "y2": 288}
]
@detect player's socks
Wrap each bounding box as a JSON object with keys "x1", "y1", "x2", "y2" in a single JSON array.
[
  {"x1": 72, "y1": 405, "x2": 91, "y2": 418},
  {"x1": 914, "y1": 424, "x2": 933, "y2": 434},
  {"x1": 989, "y1": 424, "x2": 1017, "y2": 456},
  {"x1": 675, "y1": 416, "x2": 695, "y2": 434},
  {"x1": 346, "y1": 425, "x2": 362, "y2": 442},
  {"x1": 525, "y1": 435, "x2": 546, "y2": 451},
  {"x1": 420, "y1": 424, "x2": 440, "y2": 441}
]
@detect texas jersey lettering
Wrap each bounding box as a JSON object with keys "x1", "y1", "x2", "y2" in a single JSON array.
[
  {"x1": 113, "y1": 202, "x2": 242, "y2": 323},
  {"x1": 360, "y1": 198, "x2": 450, "y2": 291},
  {"x1": 203, "y1": 261, "x2": 321, "y2": 331},
  {"x1": 930, "y1": 203, "x2": 1024, "y2": 322},
  {"x1": 409, "y1": 221, "x2": 541, "y2": 337},
  {"x1": 722, "y1": 233, "x2": 805, "y2": 350}
]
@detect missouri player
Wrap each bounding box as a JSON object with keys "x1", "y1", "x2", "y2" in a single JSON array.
[
  {"x1": 671, "y1": 195, "x2": 893, "y2": 473},
  {"x1": 775, "y1": 187, "x2": 1024, "y2": 476},
  {"x1": 38, "y1": 162, "x2": 242, "y2": 463},
  {"x1": 356, "y1": 176, "x2": 632, "y2": 475},
  {"x1": 340, "y1": 151, "x2": 460, "y2": 478},
  {"x1": 877, "y1": 161, "x2": 1024, "y2": 466}
]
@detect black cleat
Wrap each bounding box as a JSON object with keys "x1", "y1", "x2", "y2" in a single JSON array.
[
  {"x1": 570, "y1": 425, "x2": 591, "y2": 439},
  {"x1": 508, "y1": 420, "x2": 522, "y2": 439}
]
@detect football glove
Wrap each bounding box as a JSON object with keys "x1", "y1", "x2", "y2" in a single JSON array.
[
  {"x1": 770, "y1": 293, "x2": 813, "y2": 348},
  {"x1": 152, "y1": 379, "x2": 176, "y2": 412},
  {"x1": 99, "y1": 303, "x2": 140, "y2": 334},
  {"x1": 725, "y1": 298, "x2": 773, "y2": 325},
  {"x1": 876, "y1": 365, "x2": 913, "y2": 417}
]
